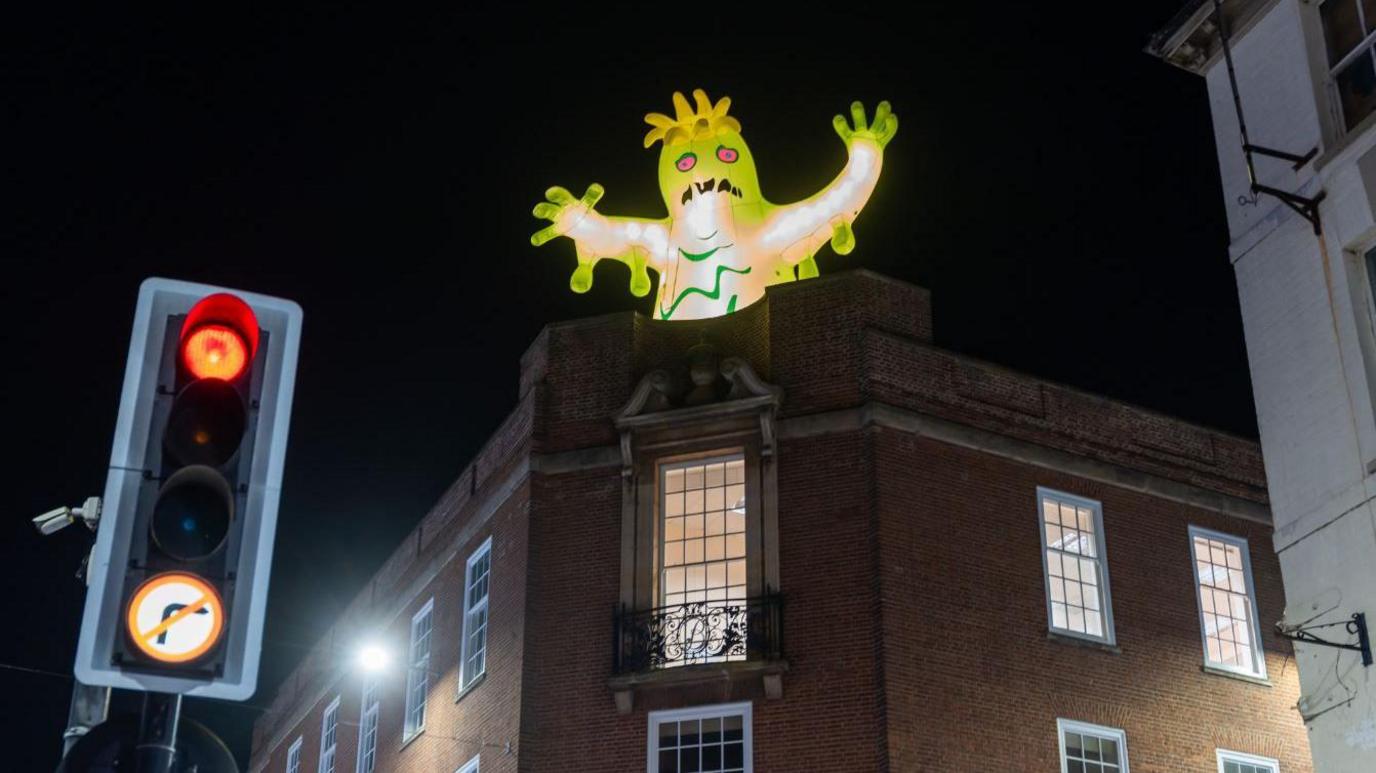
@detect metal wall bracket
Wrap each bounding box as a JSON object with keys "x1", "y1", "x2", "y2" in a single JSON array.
[
  {"x1": 1276, "y1": 613, "x2": 1373, "y2": 667},
  {"x1": 1213, "y1": 0, "x2": 1325, "y2": 235}
]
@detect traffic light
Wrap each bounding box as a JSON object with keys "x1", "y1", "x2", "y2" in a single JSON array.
[{"x1": 74, "y1": 279, "x2": 302, "y2": 699}]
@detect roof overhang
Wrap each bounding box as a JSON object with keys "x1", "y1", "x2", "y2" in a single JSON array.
[{"x1": 1146, "y1": 0, "x2": 1276, "y2": 74}]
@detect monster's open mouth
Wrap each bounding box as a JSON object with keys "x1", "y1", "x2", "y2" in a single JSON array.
[
  {"x1": 680, "y1": 178, "x2": 744, "y2": 205},
  {"x1": 678, "y1": 244, "x2": 734, "y2": 262}
]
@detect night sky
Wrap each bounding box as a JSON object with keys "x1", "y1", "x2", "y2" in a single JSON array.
[{"x1": 2, "y1": 3, "x2": 1247, "y2": 769}]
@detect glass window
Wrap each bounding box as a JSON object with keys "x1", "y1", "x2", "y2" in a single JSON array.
[
  {"x1": 1038, "y1": 489, "x2": 1115, "y2": 644},
  {"x1": 1190, "y1": 527, "x2": 1266, "y2": 678},
  {"x1": 648, "y1": 702, "x2": 752, "y2": 773},
  {"x1": 286, "y1": 736, "x2": 302, "y2": 773},
  {"x1": 1217, "y1": 749, "x2": 1280, "y2": 773},
  {"x1": 1322, "y1": 0, "x2": 1376, "y2": 130},
  {"x1": 357, "y1": 677, "x2": 380, "y2": 773},
  {"x1": 404, "y1": 598, "x2": 434, "y2": 740},
  {"x1": 461, "y1": 538, "x2": 492, "y2": 691},
  {"x1": 317, "y1": 696, "x2": 340, "y2": 773},
  {"x1": 660, "y1": 454, "x2": 749, "y2": 665},
  {"x1": 1058, "y1": 719, "x2": 1128, "y2": 773},
  {"x1": 457, "y1": 754, "x2": 480, "y2": 773}
]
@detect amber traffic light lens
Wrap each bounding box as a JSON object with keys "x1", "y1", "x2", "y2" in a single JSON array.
[
  {"x1": 164, "y1": 379, "x2": 248, "y2": 467},
  {"x1": 151, "y1": 466, "x2": 233, "y2": 561},
  {"x1": 182, "y1": 324, "x2": 249, "y2": 381}
]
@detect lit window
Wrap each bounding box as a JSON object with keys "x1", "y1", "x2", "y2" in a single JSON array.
[
  {"x1": 457, "y1": 754, "x2": 480, "y2": 773},
  {"x1": 660, "y1": 454, "x2": 748, "y2": 664},
  {"x1": 1038, "y1": 488, "x2": 1115, "y2": 644},
  {"x1": 1321, "y1": 0, "x2": 1376, "y2": 130},
  {"x1": 1217, "y1": 749, "x2": 1280, "y2": 773},
  {"x1": 317, "y1": 696, "x2": 340, "y2": 773},
  {"x1": 356, "y1": 677, "x2": 380, "y2": 773},
  {"x1": 286, "y1": 736, "x2": 302, "y2": 773},
  {"x1": 461, "y1": 538, "x2": 492, "y2": 692},
  {"x1": 1190, "y1": 527, "x2": 1266, "y2": 678},
  {"x1": 1058, "y1": 719, "x2": 1128, "y2": 773},
  {"x1": 648, "y1": 702, "x2": 752, "y2": 773},
  {"x1": 404, "y1": 598, "x2": 434, "y2": 740}
]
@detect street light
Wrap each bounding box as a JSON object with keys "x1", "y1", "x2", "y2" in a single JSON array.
[{"x1": 355, "y1": 643, "x2": 390, "y2": 674}]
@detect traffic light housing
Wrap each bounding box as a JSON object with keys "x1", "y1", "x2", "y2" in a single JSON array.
[{"x1": 74, "y1": 278, "x2": 302, "y2": 699}]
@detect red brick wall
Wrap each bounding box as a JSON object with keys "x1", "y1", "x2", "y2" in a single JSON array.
[{"x1": 875, "y1": 428, "x2": 1306, "y2": 771}]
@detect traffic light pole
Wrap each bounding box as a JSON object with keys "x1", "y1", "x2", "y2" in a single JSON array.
[
  {"x1": 61, "y1": 680, "x2": 111, "y2": 757},
  {"x1": 136, "y1": 691, "x2": 182, "y2": 773}
]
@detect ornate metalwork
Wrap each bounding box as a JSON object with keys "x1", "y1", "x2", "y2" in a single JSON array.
[{"x1": 614, "y1": 594, "x2": 783, "y2": 673}]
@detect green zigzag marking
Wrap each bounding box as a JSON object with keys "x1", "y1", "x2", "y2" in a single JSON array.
[{"x1": 660, "y1": 264, "x2": 752, "y2": 320}]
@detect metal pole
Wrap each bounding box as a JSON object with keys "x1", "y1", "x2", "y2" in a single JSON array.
[
  {"x1": 136, "y1": 692, "x2": 182, "y2": 773},
  {"x1": 61, "y1": 680, "x2": 112, "y2": 757},
  {"x1": 1213, "y1": 0, "x2": 1258, "y2": 188}
]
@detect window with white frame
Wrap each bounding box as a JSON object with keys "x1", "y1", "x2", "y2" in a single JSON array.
[
  {"x1": 1058, "y1": 719, "x2": 1128, "y2": 773},
  {"x1": 317, "y1": 696, "x2": 340, "y2": 773},
  {"x1": 1190, "y1": 527, "x2": 1266, "y2": 677},
  {"x1": 1038, "y1": 489, "x2": 1115, "y2": 643},
  {"x1": 460, "y1": 538, "x2": 492, "y2": 692},
  {"x1": 286, "y1": 736, "x2": 303, "y2": 773},
  {"x1": 404, "y1": 598, "x2": 434, "y2": 740},
  {"x1": 456, "y1": 754, "x2": 480, "y2": 773},
  {"x1": 356, "y1": 677, "x2": 380, "y2": 773},
  {"x1": 1321, "y1": 0, "x2": 1376, "y2": 131},
  {"x1": 1217, "y1": 749, "x2": 1280, "y2": 773},
  {"x1": 659, "y1": 454, "x2": 749, "y2": 665},
  {"x1": 648, "y1": 702, "x2": 752, "y2": 773}
]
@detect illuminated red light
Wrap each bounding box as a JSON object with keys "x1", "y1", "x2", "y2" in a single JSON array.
[
  {"x1": 179, "y1": 293, "x2": 260, "y2": 381},
  {"x1": 182, "y1": 325, "x2": 249, "y2": 380}
]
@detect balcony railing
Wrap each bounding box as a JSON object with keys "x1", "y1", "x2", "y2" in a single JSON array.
[{"x1": 613, "y1": 594, "x2": 783, "y2": 674}]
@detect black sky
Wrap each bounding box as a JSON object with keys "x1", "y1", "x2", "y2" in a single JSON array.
[{"x1": 2, "y1": 3, "x2": 1246, "y2": 768}]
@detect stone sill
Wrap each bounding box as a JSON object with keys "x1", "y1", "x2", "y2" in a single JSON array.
[
  {"x1": 456, "y1": 672, "x2": 486, "y2": 703},
  {"x1": 608, "y1": 659, "x2": 788, "y2": 713},
  {"x1": 398, "y1": 727, "x2": 425, "y2": 752},
  {"x1": 1047, "y1": 630, "x2": 1121, "y2": 655},
  {"x1": 1201, "y1": 664, "x2": 1272, "y2": 687}
]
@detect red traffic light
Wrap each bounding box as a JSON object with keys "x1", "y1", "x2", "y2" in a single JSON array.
[{"x1": 179, "y1": 294, "x2": 260, "y2": 380}]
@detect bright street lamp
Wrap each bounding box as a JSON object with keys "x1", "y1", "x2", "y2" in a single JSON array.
[{"x1": 355, "y1": 643, "x2": 390, "y2": 674}]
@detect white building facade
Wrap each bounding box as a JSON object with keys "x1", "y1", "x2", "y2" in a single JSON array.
[{"x1": 1152, "y1": 1, "x2": 1376, "y2": 770}]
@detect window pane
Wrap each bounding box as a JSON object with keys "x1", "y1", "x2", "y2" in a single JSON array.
[
  {"x1": 1337, "y1": 51, "x2": 1376, "y2": 130},
  {"x1": 1193, "y1": 531, "x2": 1262, "y2": 675},
  {"x1": 1323, "y1": 0, "x2": 1366, "y2": 63}
]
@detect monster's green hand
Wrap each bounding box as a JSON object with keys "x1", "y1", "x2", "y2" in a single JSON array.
[
  {"x1": 531, "y1": 183, "x2": 666, "y2": 296},
  {"x1": 832, "y1": 100, "x2": 899, "y2": 151},
  {"x1": 531, "y1": 184, "x2": 604, "y2": 247},
  {"x1": 823, "y1": 101, "x2": 898, "y2": 259}
]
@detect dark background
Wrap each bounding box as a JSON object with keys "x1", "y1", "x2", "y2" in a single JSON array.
[{"x1": 2, "y1": 3, "x2": 1246, "y2": 769}]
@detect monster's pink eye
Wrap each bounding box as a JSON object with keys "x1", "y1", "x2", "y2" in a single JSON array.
[
  {"x1": 675, "y1": 152, "x2": 697, "y2": 172},
  {"x1": 716, "y1": 146, "x2": 739, "y2": 163}
]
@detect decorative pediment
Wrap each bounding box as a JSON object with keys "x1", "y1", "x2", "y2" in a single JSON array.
[{"x1": 613, "y1": 340, "x2": 782, "y2": 474}]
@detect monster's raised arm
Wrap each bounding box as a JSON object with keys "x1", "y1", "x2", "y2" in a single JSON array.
[
  {"x1": 530, "y1": 183, "x2": 671, "y2": 298},
  {"x1": 759, "y1": 101, "x2": 898, "y2": 272}
]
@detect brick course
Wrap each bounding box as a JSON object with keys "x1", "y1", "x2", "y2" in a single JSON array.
[{"x1": 250, "y1": 271, "x2": 1306, "y2": 772}]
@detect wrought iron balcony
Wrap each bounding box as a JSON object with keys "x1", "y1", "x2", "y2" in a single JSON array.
[{"x1": 613, "y1": 594, "x2": 783, "y2": 674}]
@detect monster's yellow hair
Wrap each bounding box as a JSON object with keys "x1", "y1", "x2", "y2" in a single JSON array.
[{"x1": 643, "y1": 89, "x2": 742, "y2": 149}]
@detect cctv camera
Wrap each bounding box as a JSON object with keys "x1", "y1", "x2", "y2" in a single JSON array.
[{"x1": 33, "y1": 506, "x2": 75, "y2": 536}]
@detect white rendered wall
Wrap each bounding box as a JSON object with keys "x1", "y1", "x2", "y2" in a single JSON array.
[{"x1": 1200, "y1": 1, "x2": 1376, "y2": 769}]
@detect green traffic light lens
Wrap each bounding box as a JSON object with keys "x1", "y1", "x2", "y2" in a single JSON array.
[
  {"x1": 164, "y1": 379, "x2": 247, "y2": 468},
  {"x1": 151, "y1": 466, "x2": 233, "y2": 561}
]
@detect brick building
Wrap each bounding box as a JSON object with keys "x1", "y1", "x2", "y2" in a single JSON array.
[{"x1": 247, "y1": 271, "x2": 1311, "y2": 772}]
